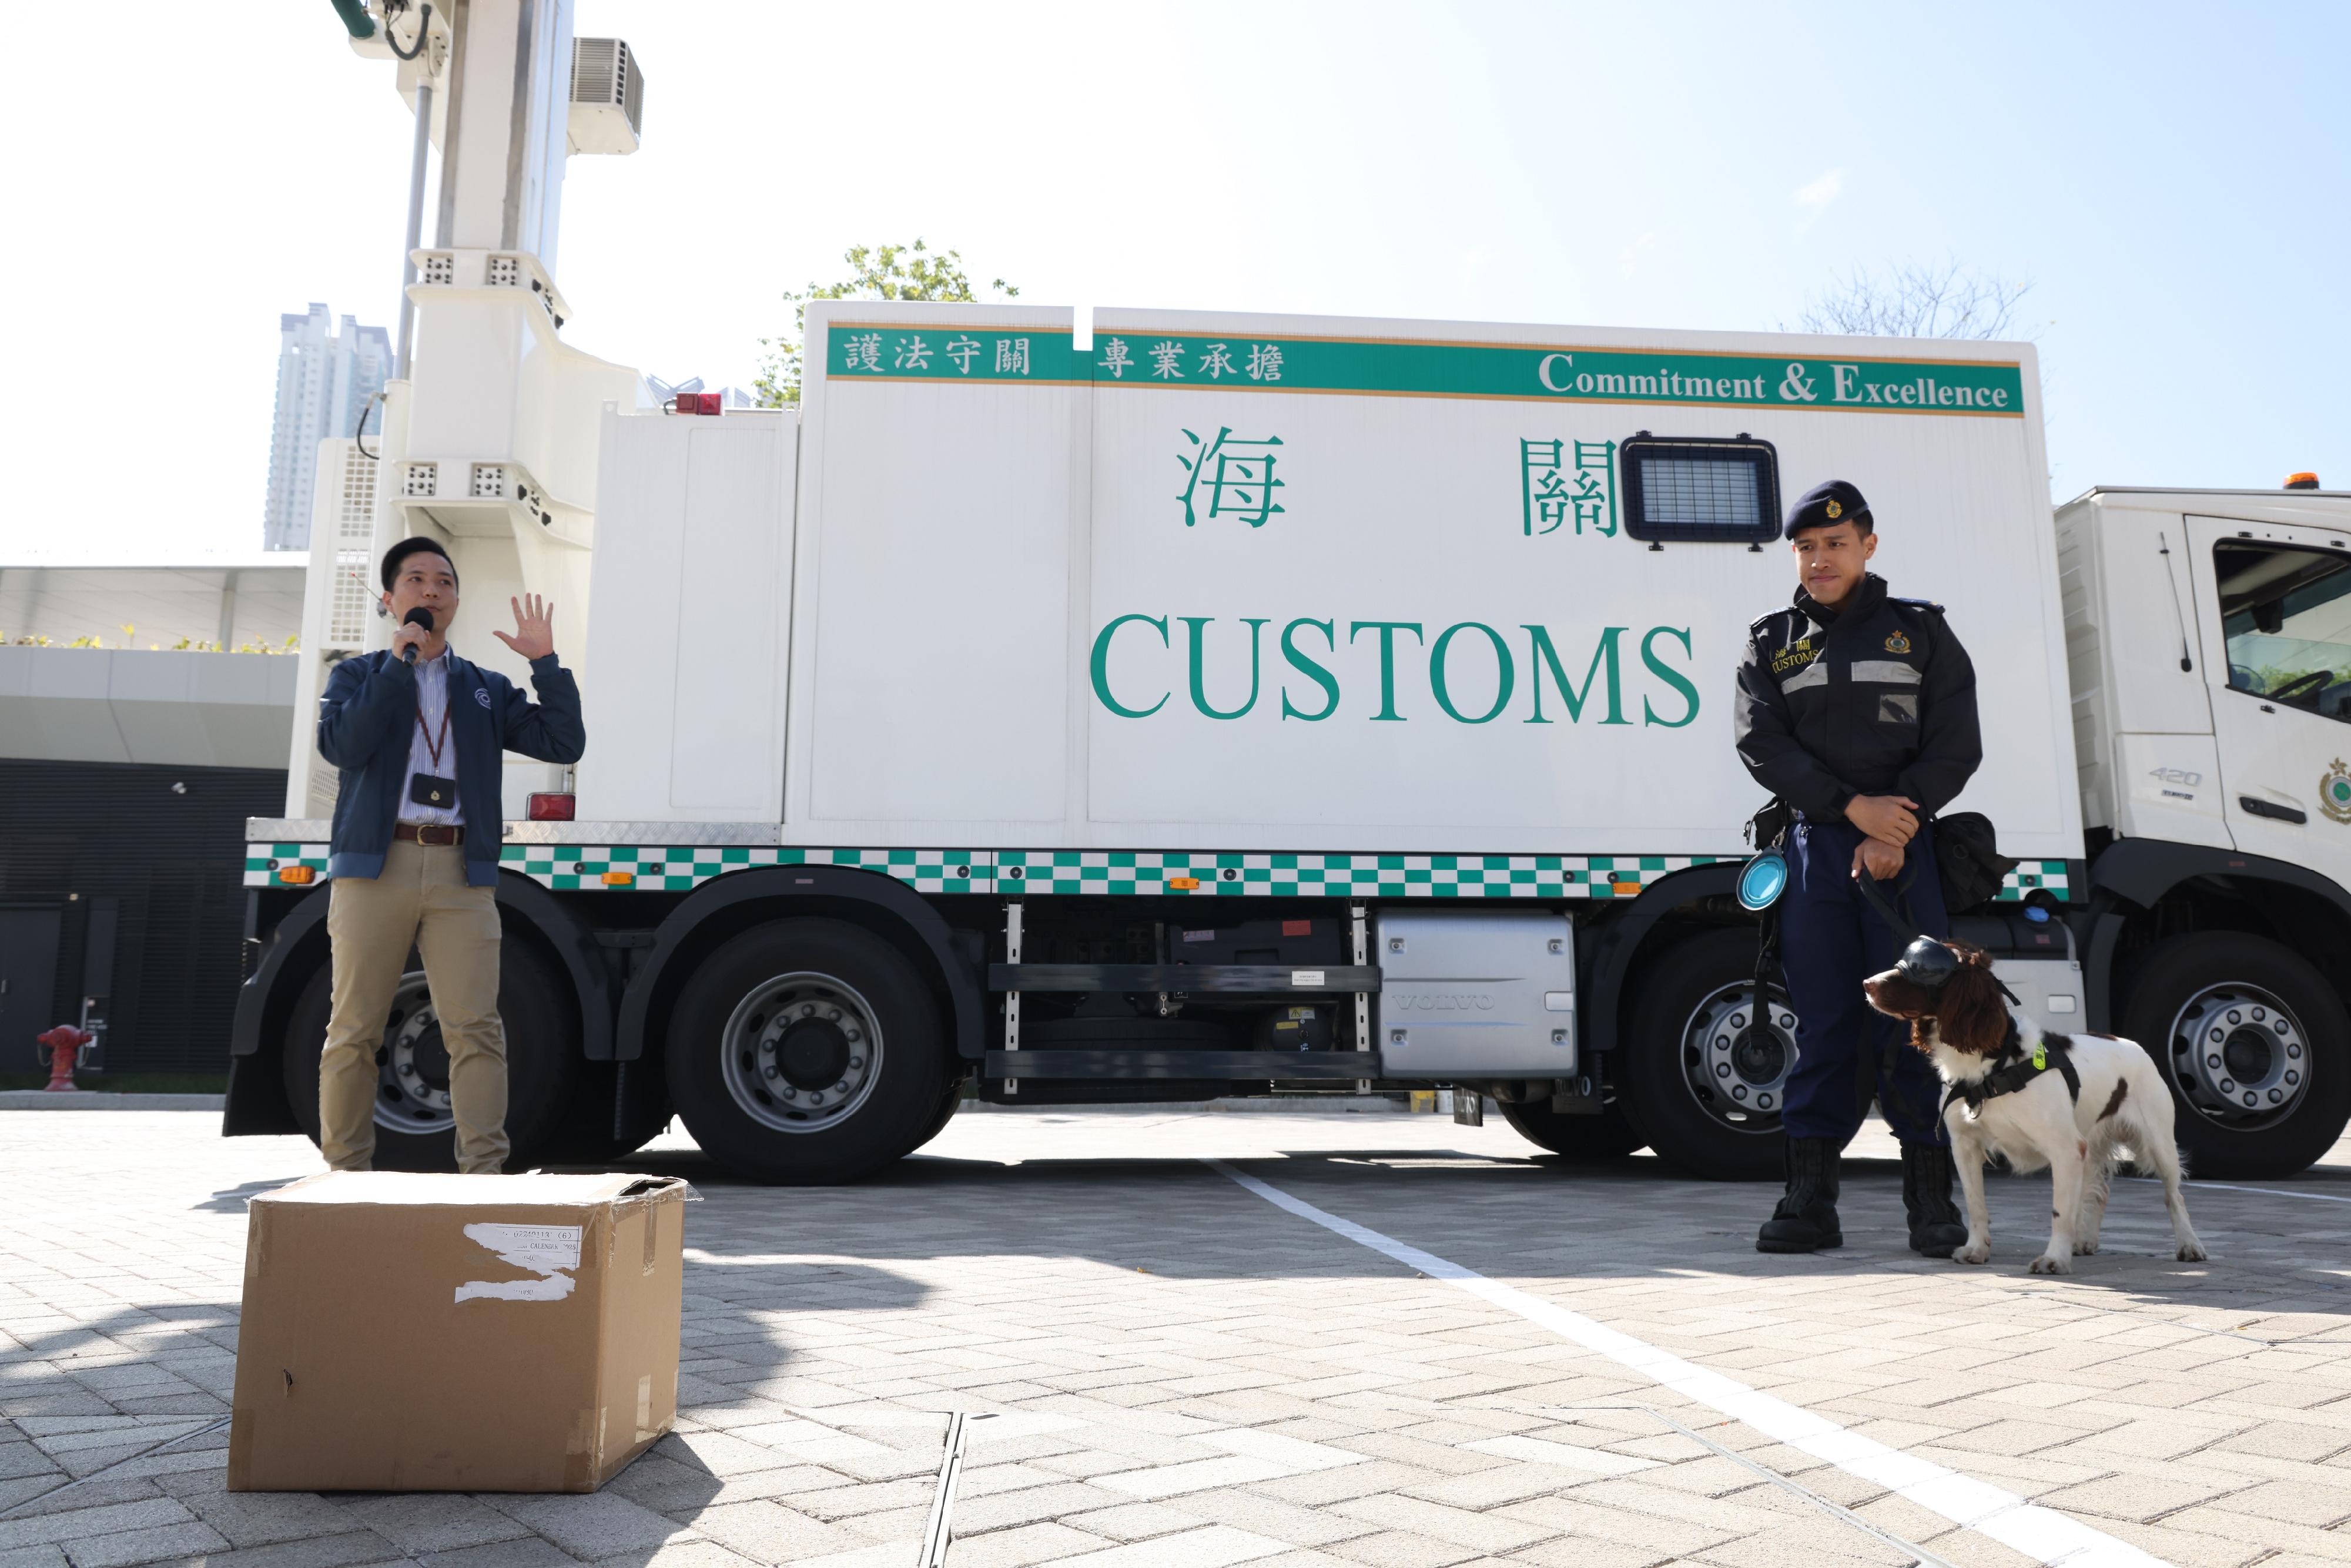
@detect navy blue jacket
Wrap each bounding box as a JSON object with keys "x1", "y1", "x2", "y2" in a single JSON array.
[
  {"x1": 317, "y1": 647, "x2": 586, "y2": 887},
  {"x1": 1733, "y1": 574, "x2": 1981, "y2": 823}
]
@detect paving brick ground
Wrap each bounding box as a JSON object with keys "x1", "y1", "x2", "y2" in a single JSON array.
[{"x1": 6, "y1": 1107, "x2": 2351, "y2": 1568}]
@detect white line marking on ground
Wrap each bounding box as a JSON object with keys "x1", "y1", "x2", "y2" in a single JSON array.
[
  {"x1": 1204, "y1": 1158, "x2": 2175, "y2": 1568},
  {"x1": 2189, "y1": 1181, "x2": 2351, "y2": 1205}
]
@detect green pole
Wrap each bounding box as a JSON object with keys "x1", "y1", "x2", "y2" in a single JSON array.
[{"x1": 329, "y1": 0, "x2": 377, "y2": 39}]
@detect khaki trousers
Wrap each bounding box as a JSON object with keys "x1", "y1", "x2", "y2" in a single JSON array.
[{"x1": 320, "y1": 839, "x2": 509, "y2": 1173}]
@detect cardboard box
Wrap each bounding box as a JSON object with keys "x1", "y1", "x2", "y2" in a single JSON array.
[{"x1": 229, "y1": 1171, "x2": 691, "y2": 1493}]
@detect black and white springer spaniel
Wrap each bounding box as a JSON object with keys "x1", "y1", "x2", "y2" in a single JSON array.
[{"x1": 1864, "y1": 939, "x2": 2207, "y2": 1274}]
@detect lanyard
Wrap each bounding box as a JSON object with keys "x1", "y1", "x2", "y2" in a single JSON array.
[{"x1": 414, "y1": 665, "x2": 453, "y2": 772}]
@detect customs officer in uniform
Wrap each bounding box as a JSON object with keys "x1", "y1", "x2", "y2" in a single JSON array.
[{"x1": 1733, "y1": 481, "x2": 1982, "y2": 1254}]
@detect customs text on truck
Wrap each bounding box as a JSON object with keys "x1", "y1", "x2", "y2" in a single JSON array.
[{"x1": 231, "y1": 2, "x2": 2351, "y2": 1182}]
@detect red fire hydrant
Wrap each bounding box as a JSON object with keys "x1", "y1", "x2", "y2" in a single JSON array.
[{"x1": 36, "y1": 1026, "x2": 92, "y2": 1093}]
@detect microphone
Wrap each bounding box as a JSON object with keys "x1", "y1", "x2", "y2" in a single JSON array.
[{"x1": 400, "y1": 607, "x2": 436, "y2": 665}]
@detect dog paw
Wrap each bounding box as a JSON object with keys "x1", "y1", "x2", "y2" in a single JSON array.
[
  {"x1": 2177, "y1": 1242, "x2": 2209, "y2": 1262},
  {"x1": 2074, "y1": 1239, "x2": 2100, "y2": 1255},
  {"x1": 2029, "y1": 1253, "x2": 2072, "y2": 1275},
  {"x1": 1953, "y1": 1243, "x2": 1990, "y2": 1265}
]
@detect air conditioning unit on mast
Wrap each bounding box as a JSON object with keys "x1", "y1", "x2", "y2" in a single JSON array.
[{"x1": 568, "y1": 38, "x2": 644, "y2": 155}]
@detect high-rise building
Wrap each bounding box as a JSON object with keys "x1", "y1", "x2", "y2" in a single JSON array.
[{"x1": 262, "y1": 304, "x2": 391, "y2": 552}]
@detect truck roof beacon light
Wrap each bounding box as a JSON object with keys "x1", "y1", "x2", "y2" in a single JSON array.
[
  {"x1": 2286, "y1": 472, "x2": 2320, "y2": 490},
  {"x1": 1736, "y1": 849, "x2": 1788, "y2": 912}
]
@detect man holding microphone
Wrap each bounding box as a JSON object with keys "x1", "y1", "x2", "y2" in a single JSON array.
[{"x1": 313, "y1": 537, "x2": 586, "y2": 1173}]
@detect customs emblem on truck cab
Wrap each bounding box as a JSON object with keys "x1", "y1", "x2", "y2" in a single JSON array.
[{"x1": 2322, "y1": 758, "x2": 2351, "y2": 824}]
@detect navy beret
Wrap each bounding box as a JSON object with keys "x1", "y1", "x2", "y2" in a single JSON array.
[{"x1": 1784, "y1": 479, "x2": 1872, "y2": 540}]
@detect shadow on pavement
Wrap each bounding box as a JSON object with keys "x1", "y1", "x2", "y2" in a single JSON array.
[{"x1": 596, "y1": 1138, "x2": 2351, "y2": 1322}]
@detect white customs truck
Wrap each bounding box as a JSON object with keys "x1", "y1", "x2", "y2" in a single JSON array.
[
  {"x1": 226, "y1": 296, "x2": 2351, "y2": 1185},
  {"x1": 232, "y1": 3, "x2": 2351, "y2": 1183}
]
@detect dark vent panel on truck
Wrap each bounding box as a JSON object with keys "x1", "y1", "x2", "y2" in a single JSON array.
[{"x1": 1619, "y1": 433, "x2": 1781, "y2": 545}]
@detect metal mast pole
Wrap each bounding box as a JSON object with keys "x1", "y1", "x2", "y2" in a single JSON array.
[{"x1": 394, "y1": 77, "x2": 434, "y2": 378}]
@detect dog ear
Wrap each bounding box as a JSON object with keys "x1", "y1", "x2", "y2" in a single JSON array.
[{"x1": 1937, "y1": 964, "x2": 2008, "y2": 1054}]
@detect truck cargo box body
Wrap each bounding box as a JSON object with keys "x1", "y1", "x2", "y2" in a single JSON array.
[{"x1": 582, "y1": 303, "x2": 2071, "y2": 870}]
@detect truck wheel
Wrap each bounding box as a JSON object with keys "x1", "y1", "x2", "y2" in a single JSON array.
[
  {"x1": 543, "y1": 1060, "x2": 673, "y2": 1166},
  {"x1": 666, "y1": 919, "x2": 949, "y2": 1184},
  {"x1": 280, "y1": 939, "x2": 580, "y2": 1172},
  {"x1": 913, "y1": 1074, "x2": 968, "y2": 1153},
  {"x1": 1619, "y1": 927, "x2": 1791, "y2": 1180},
  {"x1": 2121, "y1": 933, "x2": 2351, "y2": 1179},
  {"x1": 1498, "y1": 1098, "x2": 1646, "y2": 1161}
]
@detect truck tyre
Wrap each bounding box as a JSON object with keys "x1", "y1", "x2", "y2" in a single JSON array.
[
  {"x1": 666, "y1": 918, "x2": 949, "y2": 1184},
  {"x1": 280, "y1": 939, "x2": 581, "y2": 1172},
  {"x1": 544, "y1": 1060, "x2": 673, "y2": 1166},
  {"x1": 1619, "y1": 927, "x2": 1793, "y2": 1180},
  {"x1": 1498, "y1": 1098, "x2": 1646, "y2": 1161},
  {"x1": 2120, "y1": 933, "x2": 2351, "y2": 1179},
  {"x1": 913, "y1": 1074, "x2": 967, "y2": 1153}
]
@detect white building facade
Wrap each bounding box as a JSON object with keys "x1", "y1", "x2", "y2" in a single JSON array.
[{"x1": 262, "y1": 304, "x2": 391, "y2": 551}]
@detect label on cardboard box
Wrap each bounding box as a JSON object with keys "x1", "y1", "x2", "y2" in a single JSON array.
[{"x1": 456, "y1": 1223, "x2": 584, "y2": 1302}]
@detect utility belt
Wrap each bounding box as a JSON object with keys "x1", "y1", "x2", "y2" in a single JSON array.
[{"x1": 394, "y1": 822, "x2": 465, "y2": 846}]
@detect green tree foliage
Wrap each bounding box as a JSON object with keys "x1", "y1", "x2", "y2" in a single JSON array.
[{"x1": 755, "y1": 239, "x2": 1019, "y2": 407}]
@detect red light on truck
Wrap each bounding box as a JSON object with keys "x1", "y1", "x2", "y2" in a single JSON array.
[
  {"x1": 669, "y1": 392, "x2": 722, "y2": 416},
  {"x1": 527, "y1": 793, "x2": 576, "y2": 821}
]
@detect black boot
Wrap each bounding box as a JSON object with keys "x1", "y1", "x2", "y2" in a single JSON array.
[
  {"x1": 1902, "y1": 1142, "x2": 1968, "y2": 1255},
  {"x1": 1757, "y1": 1137, "x2": 1844, "y2": 1253}
]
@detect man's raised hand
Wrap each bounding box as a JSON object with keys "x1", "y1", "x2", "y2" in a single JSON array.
[{"x1": 493, "y1": 594, "x2": 557, "y2": 662}]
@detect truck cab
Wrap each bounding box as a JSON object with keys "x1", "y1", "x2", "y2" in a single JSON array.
[{"x1": 2060, "y1": 485, "x2": 2351, "y2": 1175}]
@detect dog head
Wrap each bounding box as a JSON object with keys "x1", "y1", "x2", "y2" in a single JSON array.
[{"x1": 1863, "y1": 937, "x2": 2010, "y2": 1055}]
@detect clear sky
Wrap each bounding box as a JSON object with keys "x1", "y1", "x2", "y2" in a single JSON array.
[{"x1": 6, "y1": 2, "x2": 2345, "y2": 559}]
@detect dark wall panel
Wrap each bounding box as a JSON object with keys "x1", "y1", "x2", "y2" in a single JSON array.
[{"x1": 0, "y1": 762, "x2": 286, "y2": 1074}]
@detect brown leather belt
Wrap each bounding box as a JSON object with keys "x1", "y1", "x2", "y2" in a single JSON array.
[{"x1": 394, "y1": 822, "x2": 465, "y2": 846}]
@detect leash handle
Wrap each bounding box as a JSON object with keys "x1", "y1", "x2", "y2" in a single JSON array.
[{"x1": 1853, "y1": 866, "x2": 1921, "y2": 943}]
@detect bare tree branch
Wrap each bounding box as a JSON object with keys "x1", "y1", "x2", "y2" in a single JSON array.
[{"x1": 1788, "y1": 260, "x2": 2034, "y2": 341}]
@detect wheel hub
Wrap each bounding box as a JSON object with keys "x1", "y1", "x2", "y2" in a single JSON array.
[
  {"x1": 376, "y1": 972, "x2": 456, "y2": 1134},
  {"x1": 1682, "y1": 984, "x2": 1799, "y2": 1129},
  {"x1": 2168, "y1": 982, "x2": 2309, "y2": 1127},
  {"x1": 722, "y1": 973, "x2": 884, "y2": 1134}
]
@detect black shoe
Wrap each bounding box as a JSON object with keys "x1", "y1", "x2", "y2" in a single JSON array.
[
  {"x1": 1757, "y1": 1136, "x2": 1844, "y2": 1253},
  {"x1": 1901, "y1": 1141, "x2": 1968, "y2": 1255}
]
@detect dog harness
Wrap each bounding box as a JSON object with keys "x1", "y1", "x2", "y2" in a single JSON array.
[{"x1": 1943, "y1": 1023, "x2": 2081, "y2": 1117}]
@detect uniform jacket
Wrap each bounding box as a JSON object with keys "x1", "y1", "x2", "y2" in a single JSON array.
[
  {"x1": 1733, "y1": 573, "x2": 1981, "y2": 823},
  {"x1": 316, "y1": 646, "x2": 586, "y2": 887}
]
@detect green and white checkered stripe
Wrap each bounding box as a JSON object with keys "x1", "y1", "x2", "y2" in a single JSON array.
[
  {"x1": 497, "y1": 845, "x2": 990, "y2": 893},
  {"x1": 249, "y1": 843, "x2": 2080, "y2": 901},
  {"x1": 2000, "y1": 859, "x2": 2071, "y2": 900},
  {"x1": 990, "y1": 850, "x2": 1731, "y2": 897},
  {"x1": 245, "y1": 843, "x2": 331, "y2": 887}
]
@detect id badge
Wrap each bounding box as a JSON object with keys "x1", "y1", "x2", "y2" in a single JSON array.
[{"x1": 410, "y1": 772, "x2": 458, "y2": 809}]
